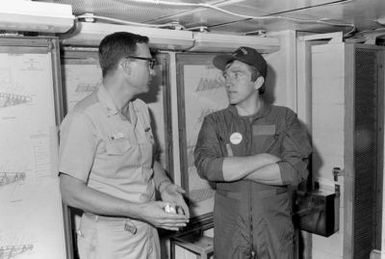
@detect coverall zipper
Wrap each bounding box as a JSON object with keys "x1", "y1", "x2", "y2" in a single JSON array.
[{"x1": 248, "y1": 121, "x2": 255, "y2": 258}]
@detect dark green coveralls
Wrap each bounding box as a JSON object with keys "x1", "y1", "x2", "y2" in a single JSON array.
[{"x1": 194, "y1": 102, "x2": 312, "y2": 259}]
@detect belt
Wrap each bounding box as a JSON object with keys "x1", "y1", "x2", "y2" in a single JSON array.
[
  {"x1": 216, "y1": 187, "x2": 288, "y2": 200},
  {"x1": 82, "y1": 213, "x2": 138, "y2": 234},
  {"x1": 216, "y1": 181, "x2": 286, "y2": 192}
]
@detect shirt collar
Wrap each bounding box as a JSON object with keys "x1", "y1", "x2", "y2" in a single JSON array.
[
  {"x1": 228, "y1": 99, "x2": 271, "y2": 120},
  {"x1": 97, "y1": 85, "x2": 119, "y2": 117}
]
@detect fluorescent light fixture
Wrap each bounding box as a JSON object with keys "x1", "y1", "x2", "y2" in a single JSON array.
[
  {"x1": 60, "y1": 22, "x2": 195, "y2": 51},
  {"x1": 0, "y1": 1, "x2": 74, "y2": 33},
  {"x1": 60, "y1": 22, "x2": 280, "y2": 53},
  {"x1": 190, "y1": 32, "x2": 280, "y2": 53}
]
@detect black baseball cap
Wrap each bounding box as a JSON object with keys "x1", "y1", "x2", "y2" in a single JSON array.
[{"x1": 213, "y1": 46, "x2": 267, "y2": 77}]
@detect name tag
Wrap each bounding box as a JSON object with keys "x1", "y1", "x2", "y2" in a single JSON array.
[
  {"x1": 253, "y1": 125, "x2": 276, "y2": 136},
  {"x1": 109, "y1": 132, "x2": 125, "y2": 140}
]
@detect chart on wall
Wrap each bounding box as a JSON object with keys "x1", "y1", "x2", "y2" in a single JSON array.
[
  {"x1": 0, "y1": 38, "x2": 66, "y2": 259},
  {"x1": 177, "y1": 54, "x2": 229, "y2": 218},
  {"x1": 61, "y1": 51, "x2": 172, "y2": 171},
  {"x1": 62, "y1": 58, "x2": 102, "y2": 113}
]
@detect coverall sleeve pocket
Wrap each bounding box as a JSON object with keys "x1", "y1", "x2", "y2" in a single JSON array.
[{"x1": 106, "y1": 138, "x2": 131, "y2": 155}]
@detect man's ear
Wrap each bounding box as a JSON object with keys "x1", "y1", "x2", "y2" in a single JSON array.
[
  {"x1": 120, "y1": 58, "x2": 132, "y2": 75},
  {"x1": 254, "y1": 76, "x2": 265, "y2": 90}
]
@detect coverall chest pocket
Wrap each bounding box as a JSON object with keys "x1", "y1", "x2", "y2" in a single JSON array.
[
  {"x1": 263, "y1": 132, "x2": 282, "y2": 153},
  {"x1": 106, "y1": 137, "x2": 131, "y2": 155}
]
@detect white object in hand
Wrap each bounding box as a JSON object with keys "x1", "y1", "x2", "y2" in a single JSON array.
[{"x1": 164, "y1": 203, "x2": 177, "y2": 214}]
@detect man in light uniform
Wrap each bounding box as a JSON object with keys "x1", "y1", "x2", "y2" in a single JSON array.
[
  {"x1": 59, "y1": 32, "x2": 189, "y2": 259},
  {"x1": 194, "y1": 47, "x2": 312, "y2": 258}
]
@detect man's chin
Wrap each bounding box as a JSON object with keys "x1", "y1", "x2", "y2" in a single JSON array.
[
  {"x1": 229, "y1": 98, "x2": 238, "y2": 105},
  {"x1": 142, "y1": 84, "x2": 150, "y2": 93}
]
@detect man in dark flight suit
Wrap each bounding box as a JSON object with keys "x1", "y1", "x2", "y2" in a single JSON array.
[{"x1": 194, "y1": 47, "x2": 312, "y2": 259}]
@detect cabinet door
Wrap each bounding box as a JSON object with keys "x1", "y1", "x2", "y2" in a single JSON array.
[
  {"x1": 311, "y1": 42, "x2": 346, "y2": 259},
  {"x1": 0, "y1": 37, "x2": 66, "y2": 259},
  {"x1": 311, "y1": 43, "x2": 383, "y2": 259}
]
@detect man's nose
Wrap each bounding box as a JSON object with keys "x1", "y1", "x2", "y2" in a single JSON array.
[
  {"x1": 225, "y1": 84, "x2": 234, "y2": 91},
  {"x1": 225, "y1": 79, "x2": 235, "y2": 89}
]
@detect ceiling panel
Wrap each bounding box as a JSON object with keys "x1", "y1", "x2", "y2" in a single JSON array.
[
  {"x1": 35, "y1": 0, "x2": 385, "y2": 36},
  {"x1": 37, "y1": 0, "x2": 198, "y2": 23}
]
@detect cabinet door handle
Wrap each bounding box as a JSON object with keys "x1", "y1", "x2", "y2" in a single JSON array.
[{"x1": 332, "y1": 167, "x2": 344, "y2": 181}]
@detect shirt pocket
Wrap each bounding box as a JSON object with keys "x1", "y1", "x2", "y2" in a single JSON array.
[{"x1": 106, "y1": 137, "x2": 131, "y2": 155}]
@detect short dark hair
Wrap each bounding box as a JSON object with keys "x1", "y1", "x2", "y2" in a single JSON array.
[{"x1": 98, "y1": 32, "x2": 149, "y2": 77}]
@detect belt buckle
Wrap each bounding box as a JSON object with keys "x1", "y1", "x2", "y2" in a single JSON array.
[{"x1": 124, "y1": 221, "x2": 137, "y2": 234}]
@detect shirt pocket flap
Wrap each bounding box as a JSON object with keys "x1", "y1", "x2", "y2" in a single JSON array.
[{"x1": 106, "y1": 138, "x2": 131, "y2": 155}]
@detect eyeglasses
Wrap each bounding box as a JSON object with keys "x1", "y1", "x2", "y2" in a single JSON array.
[{"x1": 126, "y1": 56, "x2": 156, "y2": 69}]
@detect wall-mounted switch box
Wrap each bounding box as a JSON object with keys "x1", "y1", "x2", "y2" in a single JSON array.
[{"x1": 294, "y1": 189, "x2": 339, "y2": 237}]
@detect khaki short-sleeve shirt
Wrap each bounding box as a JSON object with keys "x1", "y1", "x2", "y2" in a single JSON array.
[{"x1": 59, "y1": 86, "x2": 155, "y2": 203}]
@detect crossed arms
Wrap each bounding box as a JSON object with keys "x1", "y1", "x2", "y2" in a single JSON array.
[{"x1": 194, "y1": 110, "x2": 312, "y2": 187}]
